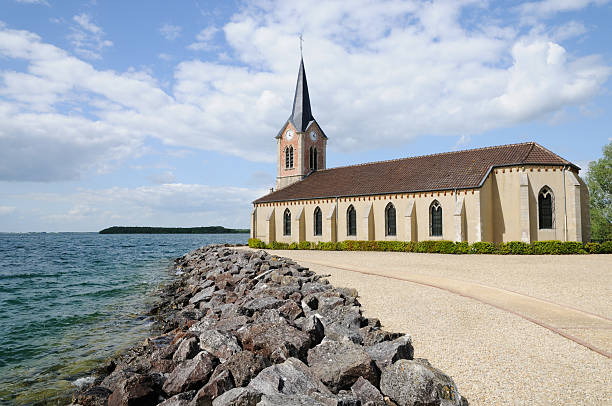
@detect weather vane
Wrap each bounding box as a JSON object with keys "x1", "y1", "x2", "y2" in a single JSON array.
[{"x1": 299, "y1": 33, "x2": 303, "y2": 58}]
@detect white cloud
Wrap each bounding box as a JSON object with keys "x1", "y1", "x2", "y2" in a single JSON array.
[
  {"x1": 519, "y1": 0, "x2": 611, "y2": 18},
  {"x1": 188, "y1": 26, "x2": 218, "y2": 51},
  {"x1": 148, "y1": 171, "x2": 178, "y2": 184},
  {"x1": 0, "y1": 206, "x2": 16, "y2": 215},
  {"x1": 0, "y1": 0, "x2": 610, "y2": 183},
  {"x1": 20, "y1": 184, "x2": 264, "y2": 230},
  {"x1": 69, "y1": 13, "x2": 113, "y2": 59},
  {"x1": 15, "y1": 0, "x2": 49, "y2": 5},
  {"x1": 159, "y1": 23, "x2": 182, "y2": 40}
]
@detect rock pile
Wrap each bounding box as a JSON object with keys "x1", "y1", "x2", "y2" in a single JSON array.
[{"x1": 72, "y1": 245, "x2": 468, "y2": 406}]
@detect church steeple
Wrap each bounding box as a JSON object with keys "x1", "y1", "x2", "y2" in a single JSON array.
[
  {"x1": 275, "y1": 56, "x2": 327, "y2": 191},
  {"x1": 289, "y1": 58, "x2": 314, "y2": 132}
]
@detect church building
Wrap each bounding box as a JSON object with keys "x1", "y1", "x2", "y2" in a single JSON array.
[{"x1": 251, "y1": 59, "x2": 590, "y2": 244}]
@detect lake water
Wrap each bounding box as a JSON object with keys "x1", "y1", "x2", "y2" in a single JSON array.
[{"x1": 0, "y1": 232, "x2": 249, "y2": 405}]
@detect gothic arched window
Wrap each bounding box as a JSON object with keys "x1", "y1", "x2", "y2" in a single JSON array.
[
  {"x1": 347, "y1": 205, "x2": 357, "y2": 236},
  {"x1": 285, "y1": 146, "x2": 294, "y2": 169},
  {"x1": 430, "y1": 200, "x2": 442, "y2": 237},
  {"x1": 283, "y1": 209, "x2": 291, "y2": 235},
  {"x1": 310, "y1": 147, "x2": 318, "y2": 171},
  {"x1": 313, "y1": 206, "x2": 322, "y2": 236},
  {"x1": 385, "y1": 202, "x2": 396, "y2": 236},
  {"x1": 538, "y1": 186, "x2": 554, "y2": 229}
]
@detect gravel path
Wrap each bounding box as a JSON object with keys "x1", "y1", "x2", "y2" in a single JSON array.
[{"x1": 254, "y1": 250, "x2": 612, "y2": 406}]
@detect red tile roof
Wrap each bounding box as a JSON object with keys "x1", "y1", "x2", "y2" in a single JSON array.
[{"x1": 254, "y1": 142, "x2": 577, "y2": 203}]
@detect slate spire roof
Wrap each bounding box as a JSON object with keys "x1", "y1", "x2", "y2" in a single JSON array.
[
  {"x1": 254, "y1": 142, "x2": 578, "y2": 203},
  {"x1": 290, "y1": 58, "x2": 313, "y2": 132},
  {"x1": 276, "y1": 58, "x2": 327, "y2": 138}
]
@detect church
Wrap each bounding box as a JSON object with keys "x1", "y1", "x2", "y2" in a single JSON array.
[{"x1": 251, "y1": 59, "x2": 590, "y2": 244}]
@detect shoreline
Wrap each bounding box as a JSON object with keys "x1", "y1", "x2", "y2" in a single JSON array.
[{"x1": 71, "y1": 244, "x2": 468, "y2": 405}]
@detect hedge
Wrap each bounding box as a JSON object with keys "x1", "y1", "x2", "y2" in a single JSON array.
[{"x1": 247, "y1": 238, "x2": 612, "y2": 255}]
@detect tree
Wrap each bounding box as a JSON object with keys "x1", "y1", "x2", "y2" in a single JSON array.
[{"x1": 586, "y1": 140, "x2": 612, "y2": 241}]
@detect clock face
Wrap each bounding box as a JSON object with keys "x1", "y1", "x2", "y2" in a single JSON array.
[
  {"x1": 309, "y1": 131, "x2": 317, "y2": 141},
  {"x1": 285, "y1": 130, "x2": 294, "y2": 141}
]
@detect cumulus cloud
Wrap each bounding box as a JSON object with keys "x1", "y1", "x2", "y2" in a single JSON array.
[
  {"x1": 0, "y1": 0, "x2": 610, "y2": 183},
  {"x1": 148, "y1": 171, "x2": 178, "y2": 184},
  {"x1": 69, "y1": 13, "x2": 113, "y2": 59},
  {"x1": 519, "y1": 0, "x2": 611, "y2": 18},
  {"x1": 159, "y1": 23, "x2": 182, "y2": 40}
]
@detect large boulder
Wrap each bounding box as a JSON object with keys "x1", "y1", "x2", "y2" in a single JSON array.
[
  {"x1": 173, "y1": 337, "x2": 200, "y2": 363},
  {"x1": 214, "y1": 350, "x2": 270, "y2": 387},
  {"x1": 107, "y1": 374, "x2": 157, "y2": 406},
  {"x1": 198, "y1": 330, "x2": 241, "y2": 362},
  {"x1": 237, "y1": 321, "x2": 311, "y2": 362},
  {"x1": 72, "y1": 386, "x2": 112, "y2": 406},
  {"x1": 191, "y1": 369, "x2": 235, "y2": 406},
  {"x1": 157, "y1": 391, "x2": 197, "y2": 406},
  {"x1": 247, "y1": 357, "x2": 334, "y2": 402},
  {"x1": 163, "y1": 351, "x2": 218, "y2": 396},
  {"x1": 350, "y1": 376, "x2": 385, "y2": 406},
  {"x1": 366, "y1": 335, "x2": 414, "y2": 371},
  {"x1": 380, "y1": 359, "x2": 465, "y2": 406},
  {"x1": 307, "y1": 339, "x2": 379, "y2": 393},
  {"x1": 211, "y1": 388, "x2": 261, "y2": 406},
  {"x1": 189, "y1": 286, "x2": 216, "y2": 305}
]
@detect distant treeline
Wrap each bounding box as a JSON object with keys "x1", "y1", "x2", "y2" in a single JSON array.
[{"x1": 99, "y1": 226, "x2": 250, "y2": 234}]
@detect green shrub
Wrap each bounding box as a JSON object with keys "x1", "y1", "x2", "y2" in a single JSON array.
[
  {"x1": 532, "y1": 241, "x2": 586, "y2": 255},
  {"x1": 317, "y1": 241, "x2": 340, "y2": 250},
  {"x1": 499, "y1": 241, "x2": 532, "y2": 255},
  {"x1": 453, "y1": 242, "x2": 471, "y2": 254},
  {"x1": 268, "y1": 241, "x2": 289, "y2": 250},
  {"x1": 298, "y1": 241, "x2": 312, "y2": 250},
  {"x1": 248, "y1": 238, "x2": 266, "y2": 248},
  {"x1": 584, "y1": 242, "x2": 601, "y2": 254},
  {"x1": 471, "y1": 241, "x2": 497, "y2": 254},
  {"x1": 600, "y1": 241, "x2": 612, "y2": 254},
  {"x1": 288, "y1": 242, "x2": 299, "y2": 250}
]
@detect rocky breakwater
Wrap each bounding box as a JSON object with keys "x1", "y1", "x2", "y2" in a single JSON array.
[{"x1": 72, "y1": 245, "x2": 468, "y2": 406}]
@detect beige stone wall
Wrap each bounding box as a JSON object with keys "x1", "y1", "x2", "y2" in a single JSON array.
[{"x1": 254, "y1": 165, "x2": 590, "y2": 244}]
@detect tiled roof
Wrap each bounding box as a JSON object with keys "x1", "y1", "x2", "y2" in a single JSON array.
[{"x1": 253, "y1": 142, "x2": 577, "y2": 203}]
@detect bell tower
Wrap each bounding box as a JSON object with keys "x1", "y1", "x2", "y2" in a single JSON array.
[{"x1": 275, "y1": 57, "x2": 327, "y2": 190}]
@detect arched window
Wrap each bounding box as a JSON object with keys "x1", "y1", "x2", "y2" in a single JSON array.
[
  {"x1": 309, "y1": 147, "x2": 318, "y2": 171},
  {"x1": 430, "y1": 200, "x2": 442, "y2": 237},
  {"x1": 347, "y1": 205, "x2": 357, "y2": 236},
  {"x1": 285, "y1": 146, "x2": 294, "y2": 169},
  {"x1": 283, "y1": 209, "x2": 291, "y2": 235},
  {"x1": 538, "y1": 187, "x2": 554, "y2": 229},
  {"x1": 385, "y1": 202, "x2": 396, "y2": 236},
  {"x1": 313, "y1": 206, "x2": 322, "y2": 236}
]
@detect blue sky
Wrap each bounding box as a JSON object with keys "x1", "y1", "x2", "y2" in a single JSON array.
[{"x1": 0, "y1": 0, "x2": 611, "y2": 232}]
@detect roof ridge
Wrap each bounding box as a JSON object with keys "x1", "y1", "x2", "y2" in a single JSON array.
[{"x1": 315, "y1": 142, "x2": 538, "y2": 173}]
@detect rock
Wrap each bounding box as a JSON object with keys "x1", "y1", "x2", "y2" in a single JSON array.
[
  {"x1": 237, "y1": 321, "x2": 311, "y2": 361},
  {"x1": 336, "y1": 390, "x2": 361, "y2": 406},
  {"x1": 257, "y1": 393, "x2": 331, "y2": 405},
  {"x1": 215, "y1": 350, "x2": 270, "y2": 387},
  {"x1": 191, "y1": 369, "x2": 235, "y2": 406},
  {"x1": 211, "y1": 387, "x2": 261, "y2": 406},
  {"x1": 318, "y1": 296, "x2": 344, "y2": 313},
  {"x1": 214, "y1": 315, "x2": 250, "y2": 333},
  {"x1": 351, "y1": 376, "x2": 385, "y2": 406},
  {"x1": 380, "y1": 359, "x2": 464, "y2": 406},
  {"x1": 247, "y1": 357, "x2": 334, "y2": 402},
  {"x1": 307, "y1": 339, "x2": 379, "y2": 393},
  {"x1": 293, "y1": 317, "x2": 322, "y2": 349},
  {"x1": 199, "y1": 330, "x2": 241, "y2": 362},
  {"x1": 72, "y1": 386, "x2": 112, "y2": 406},
  {"x1": 366, "y1": 335, "x2": 414, "y2": 371},
  {"x1": 360, "y1": 327, "x2": 402, "y2": 347},
  {"x1": 158, "y1": 390, "x2": 197, "y2": 406},
  {"x1": 163, "y1": 351, "x2": 218, "y2": 396},
  {"x1": 239, "y1": 297, "x2": 285, "y2": 316},
  {"x1": 107, "y1": 374, "x2": 157, "y2": 406},
  {"x1": 173, "y1": 337, "x2": 200, "y2": 362},
  {"x1": 189, "y1": 286, "x2": 216, "y2": 305},
  {"x1": 278, "y1": 300, "x2": 304, "y2": 321}
]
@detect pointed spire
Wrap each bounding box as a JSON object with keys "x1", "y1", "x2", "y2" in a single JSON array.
[{"x1": 289, "y1": 57, "x2": 314, "y2": 132}]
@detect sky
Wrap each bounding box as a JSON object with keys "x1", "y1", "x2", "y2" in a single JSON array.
[{"x1": 0, "y1": 0, "x2": 611, "y2": 232}]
